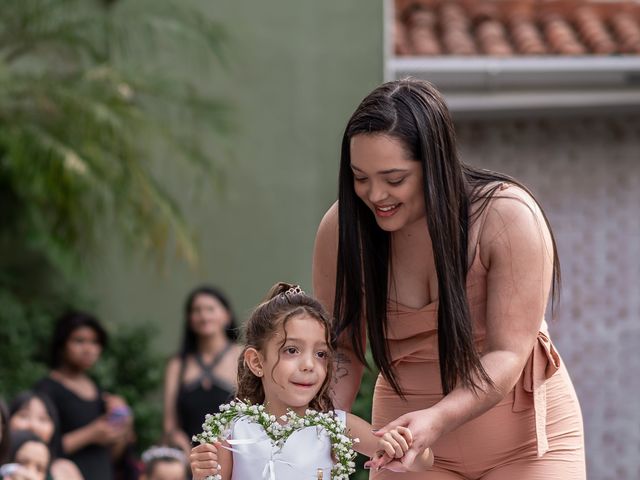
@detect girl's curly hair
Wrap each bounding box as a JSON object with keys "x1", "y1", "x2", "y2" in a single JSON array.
[{"x1": 236, "y1": 282, "x2": 335, "y2": 412}]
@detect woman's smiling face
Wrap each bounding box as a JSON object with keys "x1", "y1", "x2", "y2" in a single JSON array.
[{"x1": 350, "y1": 134, "x2": 426, "y2": 232}]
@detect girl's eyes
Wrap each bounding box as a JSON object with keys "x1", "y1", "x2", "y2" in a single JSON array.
[
  {"x1": 354, "y1": 176, "x2": 367, "y2": 183},
  {"x1": 282, "y1": 347, "x2": 328, "y2": 359}
]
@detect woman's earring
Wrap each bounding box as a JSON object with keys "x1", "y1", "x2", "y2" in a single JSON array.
[{"x1": 256, "y1": 370, "x2": 263, "y2": 377}]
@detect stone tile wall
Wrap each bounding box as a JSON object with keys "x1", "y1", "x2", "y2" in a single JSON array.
[{"x1": 457, "y1": 115, "x2": 640, "y2": 480}]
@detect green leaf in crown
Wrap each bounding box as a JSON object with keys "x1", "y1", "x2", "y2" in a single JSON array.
[{"x1": 193, "y1": 399, "x2": 358, "y2": 480}]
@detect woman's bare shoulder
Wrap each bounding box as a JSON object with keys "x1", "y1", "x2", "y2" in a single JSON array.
[
  {"x1": 314, "y1": 201, "x2": 339, "y2": 258},
  {"x1": 317, "y1": 201, "x2": 339, "y2": 233},
  {"x1": 313, "y1": 201, "x2": 339, "y2": 305},
  {"x1": 479, "y1": 183, "x2": 552, "y2": 266}
]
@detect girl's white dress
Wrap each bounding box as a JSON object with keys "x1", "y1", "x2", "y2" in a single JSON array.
[{"x1": 229, "y1": 409, "x2": 346, "y2": 480}]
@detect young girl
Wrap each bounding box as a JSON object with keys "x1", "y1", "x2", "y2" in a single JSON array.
[
  {"x1": 190, "y1": 283, "x2": 433, "y2": 480},
  {"x1": 8, "y1": 391, "x2": 83, "y2": 480},
  {"x1": 140, "y1": 446, "x2": 188, "y2": 480},
  {"x1": 3, "y1": 430, "x2": 51, "y2": 480}
]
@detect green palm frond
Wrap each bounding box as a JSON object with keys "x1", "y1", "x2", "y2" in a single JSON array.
[{"x1": 0, "y1": 0, "x2": 230, "y2": 272}]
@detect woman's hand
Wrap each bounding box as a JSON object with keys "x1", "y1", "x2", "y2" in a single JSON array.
[
  {"x1": 3, "y1": 465, "x2": 39, "y2": 480},
  {"x1": 372, "y1": 408, "x2": 442, "y2": 472},
  {"x1": 89, "y1": 417, "x2": 127, "y2": 446}
]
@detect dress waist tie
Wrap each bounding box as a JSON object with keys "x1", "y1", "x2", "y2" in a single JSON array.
[{"x1": 512, "y1": 331, "x2": 561, "y2": 457}]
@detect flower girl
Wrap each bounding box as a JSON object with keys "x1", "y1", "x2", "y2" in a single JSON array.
[{"x1": 190, "y1": 283, "x2": 433, "y2": 479}]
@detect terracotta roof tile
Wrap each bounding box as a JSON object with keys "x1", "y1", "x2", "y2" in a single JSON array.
[{"x1": 394, "y1": 1, "x2": 640, "y2": 56}]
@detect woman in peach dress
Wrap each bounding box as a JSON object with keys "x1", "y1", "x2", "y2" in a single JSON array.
[{"x1": 312, "y1": 79, "x2": 585, "y2": 479}]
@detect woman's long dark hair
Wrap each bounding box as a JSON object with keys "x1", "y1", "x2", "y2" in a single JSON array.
[
  {"x1": 180, "y1": 285, "x2": 239, "y2": 359},
  {"x1": 335, "y1": 78, "x2": 560, "y2": 396}
]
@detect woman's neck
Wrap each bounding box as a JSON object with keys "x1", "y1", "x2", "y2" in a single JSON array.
[
  {"x1": 53, "y1": 365, "x2": 86, "y2": 380},
  {"x1": 197, "y1": 334, "x2": 228, "y2": 356}
]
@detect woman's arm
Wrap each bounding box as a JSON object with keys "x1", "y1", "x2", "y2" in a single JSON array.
[
  {"x1": 162, "y1": 357, "x2": 191, "y2": 452},
  {"x1": 61, "y1": 417, "x2": 120, "y2": 455},
  {"x1": 379, "y1": 190, "x2": 555, "y2": 468},
  {"x1": 312, "y1": 202, "x2": 365, "y2": 411}
]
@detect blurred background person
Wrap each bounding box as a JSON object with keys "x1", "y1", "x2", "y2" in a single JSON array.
[
  {"x1": 0, "y1": 399, "x2": 9, "y2": 465},
  {"x1": 8, "y1": 391, "x2": 83, "y2": 480},
  {"x1": 140, "y1": 446, "x2": 187, "y2": 480},
  {"x1": 2, "y1": 430, "x2": 50, "y2": 480},
  {"x1": 163, "y1": 286, "x2": 240, "y2": 455},
  {"x1": 34, "y1": 311, "x2": 133, "y2": 480}
]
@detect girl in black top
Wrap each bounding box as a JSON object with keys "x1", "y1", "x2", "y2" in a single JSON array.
[
  {"x1": 35, "y1": 311, "x2": 133, "y2": 480},
  {"x1": 163, "y1": 286, "x2": 241, "y2": 455}
]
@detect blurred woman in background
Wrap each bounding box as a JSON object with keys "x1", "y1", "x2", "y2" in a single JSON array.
[
  {"x1": 35, "y1": 311, "x2": 133, "y2": 480},
  {"x1": 163, "y1": 286, "x2": 241, "y2": 455}
]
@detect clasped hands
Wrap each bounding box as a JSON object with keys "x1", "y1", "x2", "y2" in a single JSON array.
[{"x1": 365, "y1": 409, "x2": 438, "y2": 473}]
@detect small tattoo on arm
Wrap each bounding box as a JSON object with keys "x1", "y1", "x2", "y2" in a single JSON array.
[{"x1": 334, "y1": 352, "x2": 351, "y2": 382}]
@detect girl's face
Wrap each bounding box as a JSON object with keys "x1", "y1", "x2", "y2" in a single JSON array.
[
  {"x1": 14, "y1": 441, "x2": 50, "y2": 480},
  {"x1": 147, "y1": 460, "x2": 186, "y2": 480},
  {"x1": 9, "y1": 398, "x2": 55, "y2": 444},
  {"x1": 189, "y1": 294, "x2": 230, "y2": 338},
  {"x1": 255, "y1": 314, "x2": 329, "y2": 417},
  {"x1": 350, "y1": 133, "x2": 426, "y2": 233},
  {"x1": 63, "y1": 326, "x2": 102, "y2": 371}
]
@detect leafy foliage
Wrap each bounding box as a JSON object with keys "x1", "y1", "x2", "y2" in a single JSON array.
[
  {"x1": 0, "y1": 0, "x2": 230, "y2": 270},
  {"x1": 0, "y1": 0, "x2": 231, "y2": 453}
]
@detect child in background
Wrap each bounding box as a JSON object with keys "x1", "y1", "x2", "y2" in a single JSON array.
[
  {"x1": 140, "y1": 446, "x2": 187, "y2": 480},
  {"x1": 2, "y1": 430, "x2": 50, "y2": 480},
  {"x1": 190, "y1": 283, "x2": 433, "y2": 480},
  {"x1": 8, "y1": 391, "x2": 83, "y2": 480},
  {"x1": 0, "y1": 399, "x2": 9, "y2": 465}
]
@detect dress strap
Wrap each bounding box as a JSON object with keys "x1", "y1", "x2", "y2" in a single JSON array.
[{"x1": 194, "y1": 343, "x2": 233, "y2": 383}]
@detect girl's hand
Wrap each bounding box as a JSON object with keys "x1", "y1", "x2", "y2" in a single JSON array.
[
  {"x1": 370, "y1": 408, "x2": 441, "y2": 472},
  {"x1": 363, "y1": 426, "x2": 412, "y2": 470},
  {"x1": 190, "y1": 443, "x2": 222, "y2": 480}
]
